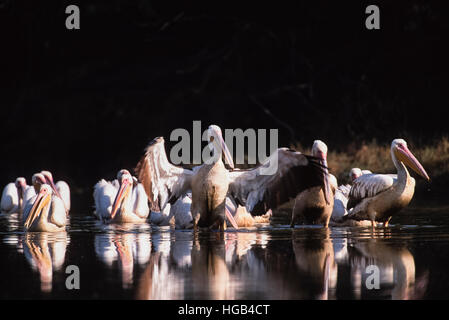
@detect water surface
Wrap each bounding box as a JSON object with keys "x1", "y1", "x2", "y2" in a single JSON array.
[{"x1": 1, "y1": 206, "x2": 449, "y2": 299}]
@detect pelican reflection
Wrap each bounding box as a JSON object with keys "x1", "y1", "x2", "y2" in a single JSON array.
[
  {"x1": 95, "y1": 232, "x2": 151, "y2": 288},
  {"x1": 347, "y1": 240, "x2": 428, "y2": 299},
  {"x1": 22, "y1": 232, "x2": 69, "y2": 293}
]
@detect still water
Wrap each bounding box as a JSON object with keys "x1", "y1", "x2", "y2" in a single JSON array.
[{"x1": 1, "y1": 206, "x2": 449, "y2": 300}]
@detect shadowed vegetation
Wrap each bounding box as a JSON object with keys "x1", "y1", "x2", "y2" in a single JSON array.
[
  {"x1": 294, "y1": 136, "x2": 449, "y2": 184},
  {"x1": 1, "y1": 1, "x2": 448, "y2": 209},
  {"x1": 293, "y1": 136, "x2": 449, "y2": 203}
]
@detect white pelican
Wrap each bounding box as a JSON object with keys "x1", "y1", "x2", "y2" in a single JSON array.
[
  {"x1": 344, "y1": 139, "x2": 430, "y2": 227},
  {"x1": 22, "y1": 184, "x2": 67, "y2": 232},
  {"x1": 151, "y1": 194, "x2": 270, "y2": 229},
  {"x1": 1, "y1": 177, "x2": 31, "y2": 214},
  {"x1": 149, "y1": 194, "x2": 194, "y2": 228},
  {"x1": 135, "y1": 126, "x2": 331, "y2": 231},
  {"x1": 93, "y1": 169, "x2": 149, "y2": 223},
  {"x1": 330, "y1": 184, "x2": 351, "y2": 222},
  {"x1": 331, "y1": 168, "x2": 372, "y2": 222},
  {"x1": 20, "y1": 174, "x2": 47, "y2": 214},
  {"x1": 290, "y1": 140, "x2": 335, "y2": 228},
  {"x1": 349, "y1": 168, "x2": 372, "y2": 182},
  {"x1": 40, "y1": 171, "x2": 71, "y2": 212}
]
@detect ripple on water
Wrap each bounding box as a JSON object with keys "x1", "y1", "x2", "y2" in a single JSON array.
[{"x1": 1, "y1": 206, "x2": 449, "y2": 299}]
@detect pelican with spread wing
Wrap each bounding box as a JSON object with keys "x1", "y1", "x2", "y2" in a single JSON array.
[
  {"x1": 344, "y1": 139, "x2": 430, "y2": 227},
  {"x1": 135, "y1": 125, "x2": 331, "y2": 230},
  {"x1": 290, "y1": 140, "x2": 336, "y2": 227}
]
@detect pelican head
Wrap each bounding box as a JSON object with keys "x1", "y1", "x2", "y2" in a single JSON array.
[
  {"x1": 32, "y1": 173, "x2": 46, "y2": 193},
  {"x1": 15, "y1": 177, "x2": 27, "y2": 193},
  {"x1": 117, "y1": 169, "x2": 131, "y2": 180},
  {"x1": 41, "y1": 170, "x2": 66, "y2": 205},
  {"x1": 111, "y1": 170, "x2": 134, "y2": 219},
  {"x1": 312, "y1": 140, "x2": 332, "y2": 204},
  {"x1": 312, "y1": 140, "x2": 328, "y2": 160},
  {"x1": 391, "y1": 139, "x2": 430, "y2": 181},
  {"x1": 24, "y1": 184, "x2": 53, "y2": 230},
  {"x1": 350, "y1": 168, "x2": 363, "y2": 182},
  {"x1": 207, "y1": 125, "x2": 234, "y2": 168}
]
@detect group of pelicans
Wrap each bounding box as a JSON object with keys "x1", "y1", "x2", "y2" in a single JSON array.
[{"x1": 1, "y1": 125, "x2": 430, "y2": 232}]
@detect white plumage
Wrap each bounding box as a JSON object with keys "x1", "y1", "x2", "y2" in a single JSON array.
[
  {"x1": 93, "y1": 170, "x2": 149, "y2": 223},
  {"x1": 348, "y1": 174, "x2": 397, "y2": 204},
  {"x1": 93, "y1": 179, "x2": 120, "y2": 220},
  {"x1": 22, "y1": 184, "x2": 67, "y2": 232},
  {"x1": 343, "y1": 139, "x2": 430, "y2": 226},
  {"x1": 330, "y1": 168, "x2": 374, "y2": 222},
  {"x1": 56, "y1": 181, "x2": 71, "y2": 211},
  {"x1": 331, "y1": 184, "x2": 351, "y2": 221},
  {"x1": 1, "y1": 178, "x2": 33, "y2": 214},
  {"x1": 136, "y1": 136, "x2": 332, "y2": 220},
  {"x1": 1, "y1": 183, "x2": 19, "y2": 214},
  {"x1": 41, "y1": 171, "x2": 71, "y2": 212}
]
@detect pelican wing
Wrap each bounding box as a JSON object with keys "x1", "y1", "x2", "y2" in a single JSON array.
[
  {"x1": 49, "y1": 196, "x2": 67, "y2": 227},
  {"x1": 93, "y1": 179, "x2": 118, "y2": 220},
  {"x1": 22, "y1": 194, "x2": 37, "y2": 222},
  {"x1": 23, "y1": 186, "x2": 36, "y2": 205},
  {"x1": 228, "y1": 148, "x2": 329, "y2": 215},
  {"x1": 1, "y1": 183, "x2": 18, "y2": 213},
  {"x1": 135, "y1": 137, "x2": 196, "y2": 212},
  {"x1": 337, "y1": 184, "x2": 351, "y2": 198},
  {"x1": 56, "y1": 181, "x2": 71, "y2": 211},
  {"x1": 347, "y1": 174, "x2": 396, "y2": 209},
  {"x1": 131, "y1": 183, "x2": 150, "y2": 219}
]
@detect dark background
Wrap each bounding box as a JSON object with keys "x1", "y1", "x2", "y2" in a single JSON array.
[{"x1": 1, "y1": 0, "x2": 448, "y2": 211}]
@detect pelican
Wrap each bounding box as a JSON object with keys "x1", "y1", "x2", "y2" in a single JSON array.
[
  {"x1": 22, "y1": 184, "x2": 67, "y2": 232},
  {"x1": 93, "y1": 169, "x2": 149, "y2": 223},
  {"x1": 344, "y1": 139, "x2": 430, "y2": 227},
  {"x1": 148, "y1": 194, "x2": 193, "y2": 228},
  {"x1": 290, "y1": 140, "x2": 335, "y2": 228},
  {"x1": 331, "y1": 168, "x2": 372, "y2": 222},
  {"x1": 21, "y1": 173, "x2": 57, "y2": 219},
  {"x1": 151, "y1": 194, "x2": 270, "y2": 229},
  {"x1": 330, "y1": 185, "x2": 351, "y2": 222},
  {"x1": 1, "y1": 177, "x2": 32, "y2": 214},
  {"x1": 135, "y1": 125, "x2": 330, "y2": 231},
  {"x1": 349, "y1": 168, "x2": 372, "y2": 182},
  {"x1": 40, "y1": 171, "x2": 71, "y2": 212}
]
